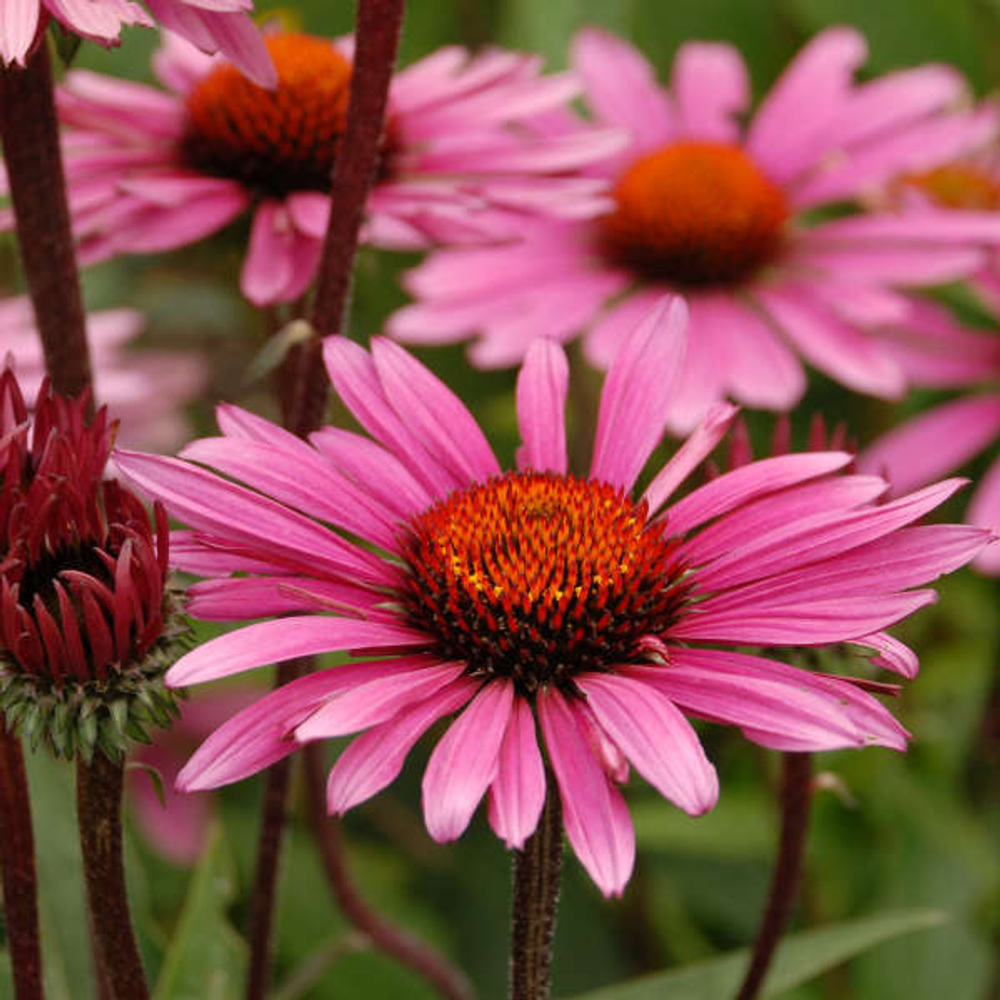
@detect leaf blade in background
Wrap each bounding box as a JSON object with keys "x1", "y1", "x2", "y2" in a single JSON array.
[
  {"x1": 568, "y1": 909, "x2": 946, "y2": 1000},
  {"x1": 153, "y1": 825, "x2": 246, "y2": 1000}
]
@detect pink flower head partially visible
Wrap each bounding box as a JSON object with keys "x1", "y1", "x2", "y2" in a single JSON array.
[
  {"x1": 0, "y1": 0, "x2": 275, "y2": 86},
  {"x1": 0, "y1": 294, "x2": 207, "y2": 452},
  {"x1": 114, "y1": 299, "x2": 990, "y2": 897},
  {"x1": 389, "y1": 26, "x2": 1000, "y2": 434},
  {"x1": 45, "y1": 31, "x2": 622, "y2": 306},
  {"x1": 858, "y1": 304, "x2": 1000, "y2": 576}
]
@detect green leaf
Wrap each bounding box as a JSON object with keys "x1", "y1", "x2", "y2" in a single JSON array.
[
  {"x1": 152, "y1": 826, "x2": 247, "y2": 1000},
  {"x1": 569, "y1": 909, "x2": 946, "y2": 1000}
]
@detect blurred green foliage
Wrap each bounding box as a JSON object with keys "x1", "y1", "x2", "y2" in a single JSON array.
[{"x1": 3, "y1": 0, "x2": 1000, "y2": 998}]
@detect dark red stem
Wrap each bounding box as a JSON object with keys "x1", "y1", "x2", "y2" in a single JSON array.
[
  {"x1": 509, "y1": 774, "x2": 563, "y2": 1000},
  {"x1": 734, "y1": 752, "x2": 814, "y2": 1000},
  {"x1": 0, "y1": 725, "x2": 44, "y2": 1000},
  {"x1": 277, "y1": 0, "x2": 406, "y2": 435},
  {"x1": 245, "y1": 659, "x2": 306, "y2": 1000},
  {"x1": 76, "y1": 753, "x2": 149, "y2": 1000},
  {"x1": 0, "y1": 42, "x2": 91, "y2": 401},
  {"x1": 302, "y1": 744, "x2": 474, "y2": 1000}
]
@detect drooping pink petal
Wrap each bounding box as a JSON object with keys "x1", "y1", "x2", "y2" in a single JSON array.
[
  {"x1": 537, "y1": 687, "x2": 635, "y2": 897},
  {"x1": 175, "y1": 665, "x2": 399, "y2": 790},
  {"x1": 487, "y1": 698, "x2": 546, "y2": 850},
  {"x1": 422, "y1": 680, "x2": 514, "y2": 842},
  {"x1": 295, "y1": 660, "x2": 465, "y2": 741},
  {"x1": 327, "y1": 678, "x2": 478, "y2": 814},
  {"x1": 578, "y1": 673, "x2": 718, "y2": 815},
  {"x1": 165, "y1": 616, "x2": 429, "y2": 686},
  {"x1": 590, "y1": 296, "x2": 687, "y2": 490},
  {"x1": 852, "y1": 631, "x2": 919, "y2": 679},
  {"x1": 627, "y1": 648, "x2": 909, "y2": 752},
  {"x1": 516, "y1": 338, "x2": 569, "y2": 474}
]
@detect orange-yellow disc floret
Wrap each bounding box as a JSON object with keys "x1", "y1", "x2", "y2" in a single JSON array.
[{"x1": 400, "y1": 471, "x2": 688, "y2": 694}]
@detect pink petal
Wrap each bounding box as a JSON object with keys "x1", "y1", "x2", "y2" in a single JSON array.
[
  {"x1": 578, "y1": 673, "x2": 718, "y2": 815},
  {"x1": 371, "y1": 337, "x2": 500, "y2": 486},
  {"x1": 295, "y1": 660, "x2": 465, "y2": 741},
  {"x1": 852, "y1": 632, "x2": 919, "y2": 679},
  {"x1": 689, "y1": 478, "x2": 966, "y2": 590},
  {"x1": 628, "y1": 649, "x2": 908, "y2": 751},
  {"x1": 165, "y1": 617, "x2": 429, "y2": 686},
  {"x1": 663, "y1": 452, "x2": 853, "y2": 537},
  {"x1": 858, "y1": 395, "x2": 1000, "y2": 496},
  {"x1": 969, "y1": 455, "x2": 1000, "y2": 574},
  {"x1": 671, "y1": 41, "x2": 749, "y2": 142},
  {"x1": 0, "y1": 0, "x2": 39, "y2": 65},
  {"x1": 570, "y1": 28, "x2": 674, "y2": 143},
  {"x1": 688, "y1": 293, "x2": 807, "y2": 411},
  {"x1": 114, "y1": 450, "x2": 389, "y2": 585},
  {"x1": 487, "y1": 699, "x2": 546, "y2": 850},
  {"x1": 175, "y1": 665, "x2": 396, "y2": 791},
  {"x1": 327, "y1": 678, "x2": 479, "y2": 813},
  {"x1": 185, "y1": 576, "x2": 386, "y2": 621},
  {"x1": 422, "y1": 680, "x2": 514, "y2": 842},
  {"x1": 516, "y1": 339, "x2": 569, "y2": 474},
  {"x1": 747, "y1": 27, "x2": 867, "y2": 183},
  {"x1": 754, "y1": 287, "x2": 906, "y2": 399},
  {"x1": 240, "y1": 202, "x2": 293, "y2": 305},
  {"x1": 590, "y1": 296, "x2": 687, "y2": 490},
  {"x1": 642, "y1": 403, "x2": 738, "y2": 515},
  {"x1": 537, "y1": 688, "x2": 635, "y2": 897}
]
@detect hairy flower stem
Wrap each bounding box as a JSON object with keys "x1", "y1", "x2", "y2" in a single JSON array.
[
  {"x1": 245, "y1": 658, "x2": 306, "y2": 1000},
  {"x1": 735, "y1": 752, "x2": 814, "y2": 1000},
  {"x1": 0, "y1": 726, "x2": 44, "y2": 1000},
  {"x1": 302, "y1": 744, "x2": 474, "y2": 1000},
  {"x1": 0, "y1": 42, "x2": 92, "y2": 401},
  {"x1": 278, "y1": 0, "x2": 406, "y2": 434},
  {"x1": 76, "y1": 753, "x2": 149, "y2": 1000},
  {"x1": 509, "y1": 776, "x2": 563, "y2": 1000}
]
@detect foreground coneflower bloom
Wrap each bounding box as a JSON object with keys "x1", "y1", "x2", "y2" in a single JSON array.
[
  {"x1": 0, "y1": 369, "x2": 181, "y2": 760},
  {"x1": 115, "y1": 300, "x2": 990, "y2": 896},
  {"x1": 0, "y1": 0, "x2": 274, "y2": 85},
  {"x1": 46, "y1": 31, "x2": 619, "y2": 306},
  {"x1": 389, "y1": 27, "x2": 1000, "y2": 433},
  {"x1": 1, "y1": 294, "x2": 206, "y2": 451}
]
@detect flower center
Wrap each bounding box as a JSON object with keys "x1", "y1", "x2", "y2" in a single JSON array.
[
  {"x1": 399, "y1": 471, "x2": 688, "y2": 695},
  {"x1": 181, "y1": 33, "x2": 355, "y2": 197},
  {"x1": 599, "y1": 141, "x2": 789, "y2": 288},
  {"x1": 897, "y1": 163, "x2": 1000, "y2": 210}
]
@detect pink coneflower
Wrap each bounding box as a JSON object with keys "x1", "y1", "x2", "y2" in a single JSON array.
[
  {"x1": 389, "y1": 27, "x2": 1000, "y2": 433},
  {"x1": 1, "y1": 294, "x2": 207, "y2": 451},
  {"x1": 114, "y1": 299, "x2": 989, "y2": 895},
  {"x1": 46, "y1": 31, "x2": 619, "y2": 306},
  {"x1": 0, "y1": 0, "x2": 273, "y2": 86}
]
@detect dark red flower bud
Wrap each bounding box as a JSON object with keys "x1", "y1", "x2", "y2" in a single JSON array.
[{"x1": 0, "y1": 369, "x2": 184, "y2": 760}]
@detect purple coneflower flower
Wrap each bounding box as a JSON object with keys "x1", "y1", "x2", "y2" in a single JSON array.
[
  {"x1": 116, "y1": 300, "x2": 989, "y2": 895},
  {"x1": 389, "y1": 27, "x2": 1000, "y2": 433},
  {"x1": 40, "y1": 31, "x2": 620, "y2": 305}
]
